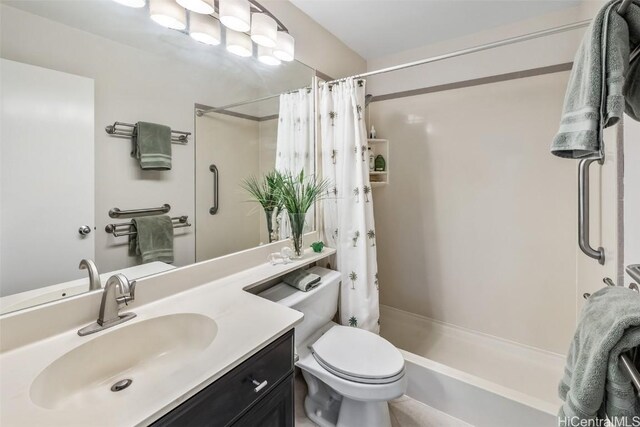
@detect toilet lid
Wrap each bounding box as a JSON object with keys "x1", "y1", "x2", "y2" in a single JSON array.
[{"x1": 310, "y1": 326, "x2": 405, "y2": 384}]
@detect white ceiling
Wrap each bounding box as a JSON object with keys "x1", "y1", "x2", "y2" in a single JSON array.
[{"x1": 289, "y1": 0, "x2": 582, "y2": 60}]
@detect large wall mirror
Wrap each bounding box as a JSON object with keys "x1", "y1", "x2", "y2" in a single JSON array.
[{"x1": 0, "y1": 0, "x2": 317, "y2": 314}]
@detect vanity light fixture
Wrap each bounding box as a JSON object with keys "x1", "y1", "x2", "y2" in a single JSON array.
[
  {"x1": 176, "y1": 0, "x2": 214, "y2": 14},
  {"x1": 129, "y1": 0, "x2": 294, "y2": 63},
  {"x1": 250, "y1": 13, "x2": 277, "y2": 47},
  {"x1": 273, "y1": 31, "x2": 294, "y2": 62},
  {"x1": 149, "y1": 0, "x2": 187, "y2": 30},
  {"x1": 189, "y1": 14, "x2": 221, "y2": 45},
  {"x1": 226, "y1": 30, "x2": 253, "y2": 57},
  {"x1": 113, "y1": 0, "x2": 146, "y2": 7},
  {"x1": 219, "y1": 0, "x2": 251, "y2": 32},
  {"x1": 257, "y1": 46, "x2": 281, "y2": 66}
]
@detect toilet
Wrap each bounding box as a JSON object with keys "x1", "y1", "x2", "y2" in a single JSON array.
[{"x1": 259, "y1": 266, "x2": 407, "y2": 427}]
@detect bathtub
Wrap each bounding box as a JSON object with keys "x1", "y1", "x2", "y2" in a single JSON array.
[{"x1": 380, "y1": 305, "x2": 562, "y2": 427}]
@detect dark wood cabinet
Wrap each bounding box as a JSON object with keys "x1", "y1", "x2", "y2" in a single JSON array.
[{"x1": 151, "y1": 329, "x2": 294, "y2": 427}]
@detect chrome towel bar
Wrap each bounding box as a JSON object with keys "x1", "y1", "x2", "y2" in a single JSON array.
[
  {"x1": 105, "y1": 121, "x2": 190, "y2": 144},
  {"x1": 105, "y1": 216, "x2": 190, "y2": 237},
  {"x1": 109, "y1": 204, "x2": 171, "y2": 218}
]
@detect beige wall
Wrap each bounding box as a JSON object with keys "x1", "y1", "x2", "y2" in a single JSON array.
[
  {"x1": 370, "y1": 71, "x2": 579, "y2": 353},
  {"x1": 195, "y1": 114, "x2": 280, "y2": 261},
  {"x1": 258, "y1": 119, "x2": 279, "y2": 243},
  {"x1": 195, "y1": 114, "x2": 261, "y2": 261}
]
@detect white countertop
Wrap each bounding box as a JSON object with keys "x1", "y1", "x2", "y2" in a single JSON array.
[{"x1": 0, "y1": 248, "x2": 335, "y2": 426}]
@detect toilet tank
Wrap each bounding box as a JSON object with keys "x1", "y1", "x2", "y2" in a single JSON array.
[{"x1": 259, "y1": 266, "x2": 341, "y2": 345}]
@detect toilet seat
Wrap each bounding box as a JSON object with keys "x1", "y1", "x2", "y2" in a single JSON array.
[{"x1": 310, "y1": 325, "x2": 405, "y2": 385}]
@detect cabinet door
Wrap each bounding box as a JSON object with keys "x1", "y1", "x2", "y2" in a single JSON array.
[{"x1": 233, "y1": 374, "x2": 294, "y2": 427}]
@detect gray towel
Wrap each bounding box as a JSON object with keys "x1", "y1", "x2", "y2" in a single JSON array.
[
  {"x1": 559, "y1": 287, "x2": 640, "y2": 425},
  {"x1": 128, "y1": 215, "x2": 174, "y2": 264},
  {"x1": 132, "y1": 121, "x2": 172, "y2": 170},
  {"x1": 282, "y1": 270, "x2": 321, "y2": 292},
  {"x1": 551, "y1": 0, "x2": 640, "y2": 158}
]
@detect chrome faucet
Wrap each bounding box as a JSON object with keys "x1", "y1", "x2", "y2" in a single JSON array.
[
  {"x1": 79, "y1": 259, "x2": 101, "y2": 291},
  {"x1": 78, "y1": 274, "x2": 137, "y2": 336}
]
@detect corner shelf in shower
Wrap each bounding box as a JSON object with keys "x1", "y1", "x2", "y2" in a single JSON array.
[{"x1": 368, "y1": 138, "x2": 389, "y2": 187}]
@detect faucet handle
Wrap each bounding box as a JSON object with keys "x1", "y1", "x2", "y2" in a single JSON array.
[
  {"x1": 117, "y1": 280, "x2": 136, "y2": 306},
  {"x1": 110, "y1": 275, "x2": 135, "y2": 306}
]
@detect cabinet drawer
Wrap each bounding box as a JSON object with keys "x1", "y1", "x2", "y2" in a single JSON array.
[{"x1": 151, "y1": 329, "x2": 294, "y2": 427}]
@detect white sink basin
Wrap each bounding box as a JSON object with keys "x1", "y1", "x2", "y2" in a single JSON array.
[{"x1": 30, "y1": 313, "x2": 217, "y2": 410}]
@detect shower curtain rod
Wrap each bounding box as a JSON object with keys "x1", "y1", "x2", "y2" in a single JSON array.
[
  {"x1": 325, "y1": 19, "x2": 592, "y2": 85},
  {"x1": 197, "y1": 86, "x2": 311, "y2": 116}
]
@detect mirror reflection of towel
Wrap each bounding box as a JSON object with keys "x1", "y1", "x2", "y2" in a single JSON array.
[
  {"x1": 282, "y1": 270, "x2": 321, "y2": 292},
  {"x1": 128, "y1": 215, "x2": 174, "y2": 264},
  {"x1": 132, "y1": 122, "x2": 172, "y2": 170}
]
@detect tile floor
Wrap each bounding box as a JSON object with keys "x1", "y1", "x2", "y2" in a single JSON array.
[{"x1": 294, "y1": 374, "x2": 472, "y2": 427}]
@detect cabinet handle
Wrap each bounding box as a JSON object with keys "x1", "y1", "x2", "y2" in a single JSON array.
[{"x1": 251, "y1": 379, "x2": 268, "y2": 393}]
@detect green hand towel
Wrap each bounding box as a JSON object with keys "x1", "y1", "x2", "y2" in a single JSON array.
[
  {"x1": 282, "y1": 270, "x2": 321, "y2": 292},
  {"x1": 132, "y1": 121, "x2": 172, "y2": 170},
  {"x1": 559, "y1": 286, "x2": 640, "y2": 425},
  {"x1": 551, "y1": 0, "x2": 640, "y2": 159},
  {"x1": 128, "y1": 215, "x2": 174, "y2": 264}
]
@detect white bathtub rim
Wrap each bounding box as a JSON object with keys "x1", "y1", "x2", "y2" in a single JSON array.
[{"x1": 401, "y1": 349, "x2": 559, "y2": 416}]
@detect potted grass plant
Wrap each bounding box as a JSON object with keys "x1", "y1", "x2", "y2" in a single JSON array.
[
  {"x1": 276, "y1": 170, "x2": 330, "y2": 258},
  {"x1": 241, "y1": 170, "x2": 284, "y2": 243}
]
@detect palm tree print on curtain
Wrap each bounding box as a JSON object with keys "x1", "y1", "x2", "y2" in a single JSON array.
[
  {"x1": 349, "y1": 316, "x2": 358, "y2": 327},
  {"x1": 320, "y1": 78, "x2": 380, "y2": 334}
]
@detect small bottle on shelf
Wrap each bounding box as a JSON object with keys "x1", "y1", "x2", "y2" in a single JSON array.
[{"x1": 368, "y1": 147, "x2": 374, "y2": 171}]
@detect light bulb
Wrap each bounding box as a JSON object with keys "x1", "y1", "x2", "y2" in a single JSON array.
[
  {"x1": 226, "y1": 30, "x2": 252, "y2": 57},
  {"x1": 258, "y1": 46, "x2": 281, "y2": 66},
  {"x1": 273, "y1": 31, "x2": 294, "y2": 62},
  {"x1": 177, "y1": 0, "x2": 214, "y2": 14},
  {"x1": 149, "y1": 0, "x2": 186, "y2": 30},
  {"x1": 190, "y1": 14, "x2": 221, "y2": 45},
  {"x1": 219, "y1": 0, "x2": 251, "y2": 32},
  {"x1": 251, "y1": 13, "x2": 277, "y2": 48}
]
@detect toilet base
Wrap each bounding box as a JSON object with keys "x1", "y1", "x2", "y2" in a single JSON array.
[{"x1": 302, "y1": 371, "x2": 392, "y2": 427}]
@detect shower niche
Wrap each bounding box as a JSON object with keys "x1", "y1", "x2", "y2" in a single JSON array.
[{"x1": 368, "y1": 138, "x2": 389, "y2": 187}]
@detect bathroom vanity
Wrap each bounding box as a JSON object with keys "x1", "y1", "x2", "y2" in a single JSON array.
[
  {"x1": 0, "y1": 246, "x2": 335, "y2": 426},
  {"x1": 153, "y1": 330, "x2": 294, "y2": 427}
]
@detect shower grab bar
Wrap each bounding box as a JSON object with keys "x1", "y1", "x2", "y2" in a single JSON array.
[
  {"x1": 209, "y1": 164, "x2": 219, "y2": 215},
  {"x1": 108, "y1": 204, "x2": 171, "y2": 218},
  {"x1": 578, "y1": 157, "x2": 605, "y2": 265}
]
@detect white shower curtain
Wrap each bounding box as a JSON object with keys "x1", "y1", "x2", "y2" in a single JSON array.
[
  {"x1": 275, "y1": 88, "x2": 315, "y2": 239},
  {"x1": 320, "y1": 78, "x2": 380, "y2": 333}
]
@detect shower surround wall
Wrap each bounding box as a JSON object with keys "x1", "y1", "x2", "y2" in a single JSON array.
[
  {"x1": 366, "y1": 1, "x2": 622, "y2": 408},
  {"x1": 195, "y1": 114, "x2": 278, "y2": 261},
  {"x1": 369, "y1": 71, "x2": 576, "y2": 354}
]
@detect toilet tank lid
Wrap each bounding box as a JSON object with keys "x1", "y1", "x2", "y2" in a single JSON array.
[{"x1": 258, "y1": 267, "x2": 341, "y2": 307}]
